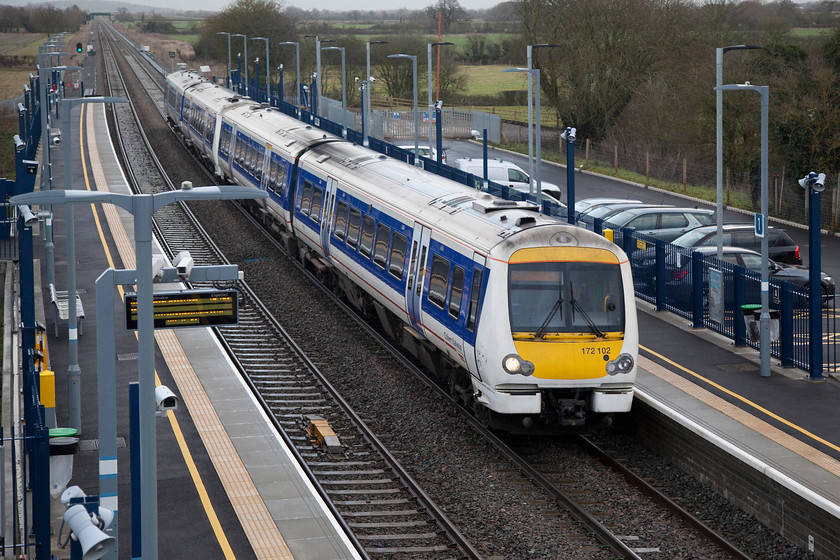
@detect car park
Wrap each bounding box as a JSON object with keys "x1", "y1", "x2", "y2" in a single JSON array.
[
  {"x1": 602, "y1": 206, "x2": 715, "y2": 242},
  {"x1": 669, "y1": 223, "x2": 801, "y2": 265}
]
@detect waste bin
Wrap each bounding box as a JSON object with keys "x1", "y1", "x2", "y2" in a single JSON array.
[
  {"x1": 49, "y1": 428, "x2": 79, "y2": 498},
  {"x1": 741, "y1": 304, "x2": 779, "y2": 343}
]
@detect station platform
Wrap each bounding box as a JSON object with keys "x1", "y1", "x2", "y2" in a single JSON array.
[
  {"x1": 10, "y1": 69, "x2": 840, "y2": 560},
  {"x1": 27, "y1": 99, "x2": 361, "y2": 559}
]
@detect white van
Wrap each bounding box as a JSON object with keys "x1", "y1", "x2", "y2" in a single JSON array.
[{"x1": 454, "y1": 157, "x2": 564, "y2": 205}]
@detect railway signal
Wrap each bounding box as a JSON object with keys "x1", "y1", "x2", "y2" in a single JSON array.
[{"x1": 76, "y1": 42, "x2": 83, "y2": 53}]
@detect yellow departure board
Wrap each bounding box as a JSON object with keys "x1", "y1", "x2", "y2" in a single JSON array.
[{"x1": 125, "y1": 289, "x2": 239, "y2": 330}]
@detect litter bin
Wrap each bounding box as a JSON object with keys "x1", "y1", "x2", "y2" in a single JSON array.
[
  {"x1": 49, "y1": 428, "x2": 79, "y2": 498},
  {"x1": 741, "y1": 304, "x2": 779, "y2": 343}
]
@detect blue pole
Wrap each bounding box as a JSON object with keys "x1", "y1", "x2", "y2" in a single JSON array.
[
  {"x1": 809, "y1": 186, "x2": 823, "y2": 380},
  {"x1": 482, "y1": 129, "x2": 488, "y2": 191},
  {"x1": 565, "y1": 128, "x2": 575, "y2": 224},
  {"x1": 278, "y1": 68, "x2": 284, "y2": 104},
  {"x1": 435, "y1": 105, "x2": 443, "y2": 165},
  {"x1": 129, "y1": 382, "x2": 141, "y2": 559}
]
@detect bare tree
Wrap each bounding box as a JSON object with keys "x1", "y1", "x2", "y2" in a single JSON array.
[{"x1": 424, "y1": 0, "x2": 468, "y2": 32}]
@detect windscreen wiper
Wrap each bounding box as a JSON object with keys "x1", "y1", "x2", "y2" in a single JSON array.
[
  {"x1": 570, "y1": 282, "x2": 606, "y2": 338},
  {"x1": 534, "y1": 295, "x2": 563, "y2": 339}
]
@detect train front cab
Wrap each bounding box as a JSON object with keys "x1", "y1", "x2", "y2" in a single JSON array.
[{"x1": 477, "y1": 245, "x2": 637, "y2": 432}]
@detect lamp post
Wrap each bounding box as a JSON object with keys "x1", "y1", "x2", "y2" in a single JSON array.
[
  {"x1": 305, "y1": 35, "x2": 322, "y2": 115},
  {"x1": 506, "y1": 66, "x2": 543, "y2": 205},
  {"x1": 527, "y1": 44, "x2": 560, "y2": 194},
  {"x1": 365, "y1": 40, "x2": 387, "y2": 146},
  {"x1": 279, "y1": 41, "x2": 300, "y2": 107},
  {"x1": 11, "y1": 185, "x2": 267, "y2": 560},
  {"x1": 716, "y1": 83, "x2": 770, "y2": 378},
  {"x1": 388, "y1": 54, "x2": 419, "y2": 166},
  {"x1": 231, "y1": 33, "x2": 248, "y2": 93},
  {"x1": 61, "y1": 96, "x2": 128, "y2": 433},
  {"x1": 277, "y1": 64, "x2": 284, "y2": 103},
  {"x1": 252, "y1": 36, "x2": 270, "y2": 97},
  {"x1": 216, "y1": 31, "x2": 232, "y2": 87},
  {"x1": 427, "y1": 42, "x2": 453, "y2": 159},
  {"x1": 322, "y1": 45, "x2": 346, "y2": 118}
]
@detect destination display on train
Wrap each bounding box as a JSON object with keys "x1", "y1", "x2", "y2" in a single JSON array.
[{"x1": 125, "y1": 289, "x2": 239, "y2": 330}]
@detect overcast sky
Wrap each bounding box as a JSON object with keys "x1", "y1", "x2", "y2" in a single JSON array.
[{"x1": 133, "y1": 0, "x2": 504, "y2": 12}]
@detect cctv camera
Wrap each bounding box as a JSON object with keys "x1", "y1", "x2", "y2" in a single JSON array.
[
  {"x1": 354, "y1": 76, "x2": 360, "y2": 83},
  {"x1": 172, "y1": 251, "x2": 194, "y2": 279},
  {"x1": 369, "y1": 76, "x2": 376, "y2": 83},
  {"x1": 561, "y1": 127, "x2": 576, "y2": 142},
  {"x1": 155, "y1": 385, "x2": 179, "y2": 415},
  {"x1": 50, "y1": 128, "x2": 62, "y2": 146}
]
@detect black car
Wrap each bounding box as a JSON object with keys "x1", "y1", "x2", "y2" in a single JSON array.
[
  {"x1": 660, "y1": 246, "x2": 834, "y2": 307},
  {"x1": 668, "y1": 223, "x2": 802, "y2": 265}
]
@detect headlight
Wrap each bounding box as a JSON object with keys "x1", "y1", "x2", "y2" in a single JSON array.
[
  {"x1": 502, "y1": 354, "x2": 535, "y2": 376},
  {"x1": 606, "y1": 353, "x2": 634, "y2": 375}
]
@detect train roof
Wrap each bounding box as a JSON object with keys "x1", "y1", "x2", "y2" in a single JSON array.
[{"x1": 302, "y1": 140, "x2": 605, "y2": 258}]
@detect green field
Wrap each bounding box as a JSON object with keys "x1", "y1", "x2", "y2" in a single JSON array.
[{"x1": 461, "y1": 64, "x2": 528, "y2": 96}]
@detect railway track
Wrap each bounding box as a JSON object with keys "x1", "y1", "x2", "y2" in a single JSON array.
[
  {"x1": 98, "y1": 20, "x2": 764, "y2": 559},
  {"x1": 98, "y1": 22, "x2": 479, "y2": 560}
]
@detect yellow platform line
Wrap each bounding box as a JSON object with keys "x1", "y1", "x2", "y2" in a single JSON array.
[
  {"x1": 639, "y1": 353, "x2": 840, "y2": 476},
  {"x1": 83, "y1": 105, "x2": 293, "y2": 559}
]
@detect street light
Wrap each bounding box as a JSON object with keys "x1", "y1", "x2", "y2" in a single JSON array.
[
  {"x1": 388, "y1": 54, "x2": 419, "y2": 166},
  {"x1": 716, "y1": 45, "x2": 760, "y2": 259},
  {"x1": 252, "y1": 37, "x2": 270, "y2": 97},
  {"x1": 231, "y1": 34, "x2": 248, "y2": 93},
  {"x1": 279, "y1": 41, "x2": 300, "y2": 107},
  {"x1": 427, "y1": 42, "x2": 453, "y2": 160},
  {"x1": 715, "y1": 82, "x2": 769, "y2": 378},
  {"x1": 322, "y1": 45, "x2": 346, "y2": 116},
  {"x1": 216, "y1": 31, "x2": 232, "y2": 87},
  {"x1": 61, "y1": 96, "x2": 128, "y2": 433},
  {"x1": 365, "y1": 40, "x2": 387, "y2": 146},
  {"x1": 527, "y1": 44, "x2": 560, "y2": 195},
  {"x1": 505, "y1": 66, "x2": 543, "y2": 206},
  {"x1": 305, "y1": 35, "x2": 323, "y2": 115}
]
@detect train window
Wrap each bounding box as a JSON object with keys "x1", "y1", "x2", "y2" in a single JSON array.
[
  {"x1": 407, "y1": 241, "x2": 418, "y2": 291},
  {"x1": 466, "y1": 268, "x2": 483, "y2": 332},
  {"x1": 310, "y1": 186, "x2": 323, "y2": 222},
  {"x1": 300, "y1": 182, "x2": 312, "y2": 216},
  {"x1": 255, "y1": 149, "x2": 263, "y2": 180},
  {"x1": 275, "y1": 163, "x2": 286, "y2": 194},
  {"x1": 388, "y1": 233, "x2": 408, "y2": 280},
  {"x1": 448, "y1": 266, "x2": 465, "y2": 320},
  {"x1": 360, "y1": 216, "x2": 376, "y2": 258},
  {"x1": 428, "y1": 255, "x2": 450, "y2": 310},
  {"x1": 269, "y1": 160, "x2": 278, "y2": 189},
  {"x1": 416, "y1": 246, "x2": 427, "y2": 296},
  {"x1": 373, "y1": 224, "x2": 391, "y2": 269},
  {"x1": 333, "y1": 201, "x2": 349, "y2": 241},
  {"x1": 347, "y1": 208, "x2": 362, "y2": 249}
]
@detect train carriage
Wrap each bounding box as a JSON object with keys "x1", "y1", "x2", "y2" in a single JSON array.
[{"x1": 164, "y1": 69, "x2": 638, "y2": 433}]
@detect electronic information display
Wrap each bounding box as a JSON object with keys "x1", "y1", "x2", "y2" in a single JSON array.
[{"x1": 125, "y1": 289, "x2": 239, "y2": 330}]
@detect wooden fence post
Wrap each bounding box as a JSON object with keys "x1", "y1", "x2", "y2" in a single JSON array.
[
  {"x1": 726, "y1": 167, "x2": 731, "y2": 205},
  {"x1": 645, "y1": 151, "x2": 650, "y2": 185},
  {"x1": 683, "y1": 158, "x2": 687, "y2": 192},
  {"x1": 613, "y1": 144, "x2": 618, "y2": 175},
  {"x1": 585, "y1": 138, "x2": 590, "y2": 167}
]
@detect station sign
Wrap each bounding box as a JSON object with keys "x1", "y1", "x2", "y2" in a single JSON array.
[{"x1": 125, "y1": 289, "x2": 239, "y2": 330}]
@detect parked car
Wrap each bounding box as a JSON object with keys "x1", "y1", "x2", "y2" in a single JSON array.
[
  {"x1": 602, "y1": 206, "x2": 716, "y2": 242},
  {"x1": 579, "y1": 202, "x2": 670, "y2": 226},
  {"x1": 574, "y1": 197, "x2": 642, "y2": 213},
  {"x1": 398, "y1": 144, "x2": 445, "y2": 164},
  {"x1": 454, "y1": 157, "x2": 564, "y2": 206},
  {"x1": 664, "y1": 246, "x2": 834, "y2": 307},
  {"x1": 669, "y1": 223, "x2": 802, "y2": 265}
]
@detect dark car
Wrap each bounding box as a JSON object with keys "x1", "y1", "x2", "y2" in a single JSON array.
[
  {"x1": 669, "y1": 223, "x2": 801, "y2": 265},
  {"x1": 574, "y1": 197, "x2": 642, "y2": 213},
  {"x1": 660, "y1": 246, "x2": 834, "y2": 307},
  {"x1": 603, "y1": 206, "x2": 716, "y2": 242}
]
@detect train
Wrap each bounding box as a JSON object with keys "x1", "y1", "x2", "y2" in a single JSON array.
[{"x1": 164, "y1": 69, "x2": 638, "y2": 433}]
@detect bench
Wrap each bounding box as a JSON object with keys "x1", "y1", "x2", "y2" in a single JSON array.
[{"x1": 49, "y1": 283, "x2": 85, "y2": 338}]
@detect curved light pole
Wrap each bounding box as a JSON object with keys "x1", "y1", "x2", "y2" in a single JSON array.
[
  {"x1": 252, "y1": 36, "x2": 270, "y2": 97},
  {"x1": 427, "y1": 41, "x2": 453, "y2": 158},
  {"x1": 231, "y1": 33, "x2": 248, "y2": 93},
  {"x1": 505, "y1": 66, "x2": 542, "y2": 205},
  {"x1": 216, "y1": 31, "x2": 232, "y2": 87},
  {"x1": 716, "y1": 45, "x2": 760, "y2": 259},
  {"x1": 279, "y1": 41, "x2": 300, "y2": 106},
  {"x1": 322, "y1": 45, "x2": 346, "y2": 110},
  {"x1": 527, "y1": 44, "x2": 560, "y2": 194},
  {"x1": 716, "y1": 82, "x2": 770, "y2": 378},
  {"x1": 365, "y1": 40, "x2": 387, "y2": 146},
  {"x1": 388, "y1": 54, "x2": 419, "y2": 166}
]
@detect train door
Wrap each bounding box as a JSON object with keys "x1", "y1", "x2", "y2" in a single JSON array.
[
  {"x1": 321, "y1": 178, "x2": 339, "y2": 258},
  {"x1": 406, "y1": 223, "x2": 431, "y2": 335},
  {"x1": 464, "y1": 253, "x2": 488, "y2": 380}
]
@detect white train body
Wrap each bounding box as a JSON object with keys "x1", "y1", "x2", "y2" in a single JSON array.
[{"x1": 165, "y1": 70, "x2": 638, "y2": 432}]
